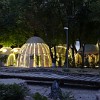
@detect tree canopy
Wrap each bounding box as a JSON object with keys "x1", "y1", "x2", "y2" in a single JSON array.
[{"x1": 0, "y1": 0, "x2": 100, "y2": 47}]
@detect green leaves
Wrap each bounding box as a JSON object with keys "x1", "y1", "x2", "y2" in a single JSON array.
[
  {"x1": 0, "y1": 0, "x2": 100, "y2": 47},
  {"x1": 33, "y1": 92, "x2": 48, "y2": 100},
  {"x1": 0, "y1": 83, "x2": 29, "y2": 100}
]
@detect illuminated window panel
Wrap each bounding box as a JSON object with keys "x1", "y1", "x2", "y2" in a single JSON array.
[{"x1": 17, "y1": 36, "x2": 52, "y2": 68}]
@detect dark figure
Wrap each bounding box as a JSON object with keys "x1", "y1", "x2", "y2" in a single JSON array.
[
  {"x1": 58, "y1": 56, "x2": 62, "y2": 67},
  {"x1": 49, "y1": 80, "x2": 63, "y2": 100}
]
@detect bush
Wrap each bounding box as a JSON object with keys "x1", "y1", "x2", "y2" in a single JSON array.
[
  {"x1": 0, "y1": 83, "x2": 29, "y2": 100},
  {"x1": 33, "y1": 92, "x2": 48, "y2": 100}
]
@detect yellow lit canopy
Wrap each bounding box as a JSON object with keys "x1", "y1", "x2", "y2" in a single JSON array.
[
  {"x1": 6, "y1": 48, "x2": 20, "y2": 66},
  {"x1": 11, "y1": 48, "x2": 20, "y2": 54},
  {"x1": 0, "y1": 47, "x2": 12, "y2": 55},
  {"x1": 17, "y1": 36, "x2": 52, "y2": 68}
]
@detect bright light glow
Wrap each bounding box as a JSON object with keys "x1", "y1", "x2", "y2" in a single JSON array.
[
  {"x1": 0, "y1": 47, "x2": 12, "y2": 55},
  {"x1": 2, "y1": 49, "x2": 7, "y2": 53},
  {"x1": 7, "y1": 53, "x2": 16, "y2": 66},
  {"x1": 13, "y1": 49, "x2": 18, "y2": 52},
  {"x1": 11, "y1": 48, "x2": 20, "y2": 53},
  {"x1": 84, "y1": 65, "x2": 87, "y2": 68},
  {"x1": 95, "y1": 65, "x2": 99, "y2": 68},
  {"x1": 75, "y1": 40, "x2": 80, "y2": 51},
  {"x1": 64, "y1": 27, "x2": 68, "y2": 30}
]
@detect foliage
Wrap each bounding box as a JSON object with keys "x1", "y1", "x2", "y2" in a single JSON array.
[
  {"x1": 0, "y1": 0, "x2": 100, "y2": 46},
  {"x1": 0, "y1": 83, "x2": 29, "y2": 100},
  {"x1": 33, "y1": 92, "x2": 48, "y2": 100}
]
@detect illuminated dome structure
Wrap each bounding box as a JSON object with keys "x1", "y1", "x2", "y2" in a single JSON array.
[
  {"x1": 6, "y1": 48, "x2": 20, "y2": 66},
  {"x1": 78, "y1": 44, "x2": 99, "y2": 67},
  {"x1": 17, "y1": 36, "x2": 52, "y2": 68},
  {"x1": 78, "y1": 44, "x2": 98, "y2": 54},
  {"x1": 51, "y1": 45, "x2": 66, "y2": 66}
]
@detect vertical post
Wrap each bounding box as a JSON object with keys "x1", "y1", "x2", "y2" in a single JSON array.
[
  {"x1": 82, "y1": 44, "x2": 85, "y2": 67},
  {"x1": 98, "y1": 41, "x2": 100, "y2": 67},
  {"x1": 64, "y1": 27, "x2": 68, "y2": 68}
]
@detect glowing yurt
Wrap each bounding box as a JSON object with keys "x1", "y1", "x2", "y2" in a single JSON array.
[
  {"x1": 78, "y1": 44, "x2": 99, "y2": 66},
  {"x1": 78, "y1": 44, "x2": 98, "y2": 54},
  {"x1": 6, "y1": 48, "x2": 20, "y2": 66},
  {"x1": 51, "y1": 45, "x2": 66, "y2": 66},
  {"x1": 17, "y1": 36, "x2": 52, "y2": 68}
]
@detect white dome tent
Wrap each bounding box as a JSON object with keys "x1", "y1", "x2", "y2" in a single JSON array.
[
  {"x1": 17, "y1": 36, "x2": 52, "y2": 68},
  {"x1": 78, "y1": 44, "x2": 99, "y2": 67},
  {"x1": 78, "y1": 44, "x2": 98, "y2": 54}
]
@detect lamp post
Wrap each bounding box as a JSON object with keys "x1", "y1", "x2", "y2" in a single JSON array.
[
  {"x1": 64, "y1": 27, "x2": 68, "y2": 68},
  {"x1": 82, "y1": 43, "x2": 85, "y2": 68},
  {"x1": 98, "y1": 40, "x2": 100, "y2": 67}
]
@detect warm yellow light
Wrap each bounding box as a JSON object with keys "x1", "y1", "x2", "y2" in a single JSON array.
[
  {"x1": 51, "y1": 45, "x2": 66, "y2": 66},
  {"x1": 0, "y1": 47, "x2": 12, "y2": 55},
  {"x1": 7, "y1": 53, "x2": 16, "y2": 66},
  {"x1": 2, "y1": 49, "x2": 7, "y2": 53}
]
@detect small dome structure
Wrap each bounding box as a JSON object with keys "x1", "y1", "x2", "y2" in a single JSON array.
[
  {"x1": 17, "y1": 36, "x2": 52, "y2": 68},
  {"x1": 26, "y1": 36, "x2": 44, "y2": 43},
  {"x1": 6, "y1": 48, "x2": 20, "y2": 66},
  {"x1": 7, "y1": 53, "x2": 16, "y2": 66},
  {"x1": 51, "y1": 45, "x2": 66, "y2": 66}
]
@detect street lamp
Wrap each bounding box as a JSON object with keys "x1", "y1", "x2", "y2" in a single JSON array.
[
  {"x1": 75, "y1": 40, "x2": 80, "y2": 52},
  {"x1": 82, "y1": 43, "x2": 85, "y2": 67},
  {"x1": 64, "y1": 27, "x2": 68, "y2": 68}
]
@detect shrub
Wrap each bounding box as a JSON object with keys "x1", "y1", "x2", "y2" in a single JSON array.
[
  {"x1": 33, "y1": 92, "x2": 48, "y2": 100},
  {"x1": 0, "y1": 83, "x2": 29, "y2": 100}
]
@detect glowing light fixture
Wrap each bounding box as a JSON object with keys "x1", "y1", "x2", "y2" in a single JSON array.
[
  {"x1": 0, "y1": 47, "x2": 12, "y2": 55},
  {"x1": 2, "y1": 49, "x2": 7, "y2": 53},
  {"x1": 11, "y1": 48, "x2": 20, "y2": 53},
  {"x1": 75, "y1": 40, "x2": 80, "y2": 51}
]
